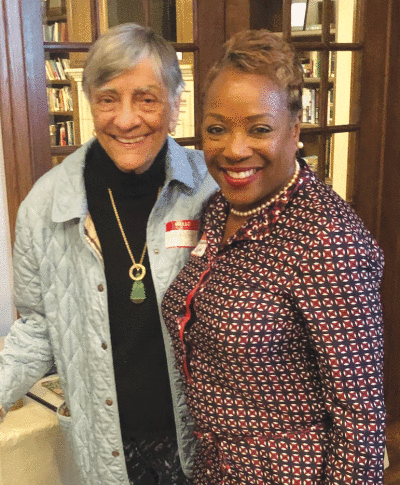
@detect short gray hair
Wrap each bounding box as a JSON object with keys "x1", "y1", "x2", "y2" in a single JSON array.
[{"x1": 83, "y1": 23, "x2": 184, "y2": 101}]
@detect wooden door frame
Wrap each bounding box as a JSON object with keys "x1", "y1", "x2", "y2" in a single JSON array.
[
  {"x1": 0, "y1": 0, "x2": 51, "y2": 243},
  {"x1": 353, "y1": 0, "x2": 389, "y2": 237},
  {"x1": 355, "y1": 0, "x2": 400, "y2": 425}
]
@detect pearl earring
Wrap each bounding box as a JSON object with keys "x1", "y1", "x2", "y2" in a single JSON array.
[{"x1": 297, "y1": 141, "x2": 304, "y2": 149}]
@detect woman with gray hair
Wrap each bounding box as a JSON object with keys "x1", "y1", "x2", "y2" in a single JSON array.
[{"x1": 0, "y1": 23, "x2": 216, "y2": 484}]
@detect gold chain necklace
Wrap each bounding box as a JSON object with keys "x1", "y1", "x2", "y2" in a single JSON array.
[{"x1": 108, "y1": 187, "x2": 152, "y2": 304}]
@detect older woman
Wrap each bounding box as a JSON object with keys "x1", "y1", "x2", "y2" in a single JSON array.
[
  {"x1": 0, "y1": 24, "x2": 216, "y2": 484},
  {"x1": 162, "y1": 30, "x2": 385, "y2": 484}
]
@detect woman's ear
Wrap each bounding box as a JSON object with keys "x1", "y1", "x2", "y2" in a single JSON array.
[
  {"x1": 169, "y1": 96, "x2": 182, "y2": 134},
  {"x1": 292, "y1": 112, "x2": 301, "y2": 142}
]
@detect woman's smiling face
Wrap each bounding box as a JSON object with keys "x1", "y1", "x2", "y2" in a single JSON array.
[
  {"x1": 202, "y1": 68, "x2": 300, "y2": 213},
  {"x1": 90, "y1": 58, "x2": 179, "y2": 174}
]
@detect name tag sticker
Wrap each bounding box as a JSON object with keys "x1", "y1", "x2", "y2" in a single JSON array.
[
  {"x1": 191, "y1": 233, "x2": 207, "y2": 257},
  {"x1": 165, "y1": 220, "x2": 200, "y2": 249}
]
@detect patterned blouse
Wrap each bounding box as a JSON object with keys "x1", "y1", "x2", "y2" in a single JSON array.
[{"x1": 162, "y1": 160, "x2": 385, "y2": 485}]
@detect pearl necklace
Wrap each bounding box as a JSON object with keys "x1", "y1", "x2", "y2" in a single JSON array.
[{"x1": 230, "y1": 160, "x2": 300, "y2": 218}]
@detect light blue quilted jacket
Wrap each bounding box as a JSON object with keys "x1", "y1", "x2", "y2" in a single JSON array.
[{"x1": 0, "y1": 137, "x2": 216, "y2": 484}]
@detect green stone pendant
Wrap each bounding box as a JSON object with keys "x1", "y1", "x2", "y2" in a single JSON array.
[{"x1": 130, "y1": 280, "x2": 146, "y2": 304}]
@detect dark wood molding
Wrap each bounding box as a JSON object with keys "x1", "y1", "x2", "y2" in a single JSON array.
[
  {"x1": 0, "y1": 0, "x2": 39, "y2": 242},
  {"x1": 44, "y1": 41, "x2": 92, "y2": 51},
  {"x1": 353, "y1": 0, "x2": 400, "y2": 425},
  {"x1": 21, "y1": 0, "x2": 52, "y2": 182},
  {"x1": 353, "y1": 0, "x2": 389, "y2": 236},
  {"x1": 0, "y1": 0, "x2": 18, "y2": 240},
  {"x1": 375, "y1": 0, "x2": 400, "y2": 425},
  {"x1": 195, "y1": 0, "x2": 225, "y2": 144},
  {"x1": 225, "y1": 0, "x2": 250, "y2": 39}
]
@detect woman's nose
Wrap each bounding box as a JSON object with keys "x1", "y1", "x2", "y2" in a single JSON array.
[
  {"x1": 222, "y1": 133, "x2": 253, "y2": 161},
  {"x1": 113, "y1": 101, "x2": 142, "y2": 130}
]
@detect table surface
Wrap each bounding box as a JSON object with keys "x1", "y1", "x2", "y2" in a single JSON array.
[{"x1": 0, "y1": 375, "x2": 80, "y2": 485}]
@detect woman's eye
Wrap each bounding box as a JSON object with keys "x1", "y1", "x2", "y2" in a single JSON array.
[
  {"x1": 251, "y1": 125, "x2": 271, "y2": 135},
  {"x1": 139, "y1": 96, "x2": 160, "y2": 111},
  {"x1": 96, "y1": 97, "x2": 115, "y2": 111},
  {"x1": 205, "y1": 125, "x2": 225, "y2": 136},
  {"x1": 143, "y1": 97, "x2": 155, "y2": 104}
]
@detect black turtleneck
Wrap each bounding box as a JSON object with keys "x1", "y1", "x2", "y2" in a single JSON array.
[{"x1": 84, "y1": 140, "x2": 176, "y2": 439}]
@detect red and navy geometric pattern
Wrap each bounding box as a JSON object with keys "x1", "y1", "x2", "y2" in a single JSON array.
[{"x1": 162, "y1": 159, "x2": 385, "y2": 485}]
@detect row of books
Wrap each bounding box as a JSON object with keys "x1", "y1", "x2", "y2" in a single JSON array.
[
  {"x1": 47, "y1": 86, "x2": 73, "y2": 112},
  {"x1": 301, "y1": 51, "x2": 336, "y2": 79},
  {"x1": 45, "y1": 57, "x2": 71, "y2": 81},
  {"x1": 49, "y1": 121, "x2": 74, "y2": 146},
  {"x1": 43, "y1": 21, "x2": 68, "y2": 42},
  {"x1": 302, "y1": 87, "x2": 334, "y2": 125},
  {"x1": 302, "y1": 51, "x2": 321, "y2": 79}
]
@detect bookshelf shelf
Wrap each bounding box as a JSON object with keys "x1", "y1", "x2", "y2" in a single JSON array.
[
  {"x1": 43, "y1": 42, "x2": 92, "y2": 51},
  {"x1": 49, "y1": 111, "x2": 73, "y2": 116},
  {"x1": 303, "y1": 77, "x2": 334, "y2": 85},
  {"x1": 301, "y1": 123, "x2": 319, "y2": 129},
  {"x1": 46, "y1": 80, "x2": 71, "y2": 86},
  {"x1": 50, "y1": 145, "x2": 79, "y2": 155},
  {"x1": 291, "y1": 27, "x2": 336, "y2": 38},
  {"x1": 46, "y1": 14, "x2": 67, "y2": 21}
]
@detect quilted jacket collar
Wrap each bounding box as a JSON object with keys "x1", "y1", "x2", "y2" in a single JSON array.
[
  {"x1": 51, "y1": 136, "x2": 196, "y2": 223},
  {"x1": 165, "y1": 136, "x2": 198, "y2": 190}
]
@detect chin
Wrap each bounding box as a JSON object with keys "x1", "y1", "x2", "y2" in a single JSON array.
[{"x1": 113, "y1": 159, "x2": 145, "y2": 173}]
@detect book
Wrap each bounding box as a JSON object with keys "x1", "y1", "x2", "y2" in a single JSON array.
[
  {"x1": 42, "y1": 377, "x2": 64, "y2": 399},
  {"x1": 45, "y1": 57, "x2": 70, "y2": 81},
  {"x1": 57, "y1": 122, "x2": 67, "y2": 146},
  {"x1": 47, "y1": 86, "x2": 73, "y2": 112},
  {"x1": 302, "y1": 87, "x2": 319, "y2": 124},
  {"x1": 66, "y1": 120, "x2": 74, "y2": 145}
]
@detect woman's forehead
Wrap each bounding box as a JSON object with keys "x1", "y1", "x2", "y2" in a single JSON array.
[{"x1": 204, "y1": 69, "x2": 288, "y2": 112}]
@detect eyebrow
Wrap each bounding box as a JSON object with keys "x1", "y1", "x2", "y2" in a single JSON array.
[
  {"x1": 204, "y1": 112, "x2": 277, "y2": 122},
  {"x1": 95, "y1": 85, "x2": 163, "y2": 95}
]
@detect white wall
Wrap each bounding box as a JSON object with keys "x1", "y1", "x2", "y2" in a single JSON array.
[
  {"x1": 331, "y1": 0, "x2": 356, "y2": 200},
  {"x1": 0, "y1": 120, "x2": 16, "y2": 335}
]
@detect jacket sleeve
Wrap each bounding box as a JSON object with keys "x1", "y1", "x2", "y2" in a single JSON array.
[
  {"x1": 296, "y1": 228, "x2": 385, "y2": 484},
  {"x1": 0, "y1": 201, "x2": 54, "y2": 413}
]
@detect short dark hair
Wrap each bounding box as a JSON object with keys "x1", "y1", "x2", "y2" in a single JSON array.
[{"x1": 204, "y1": 30, "x2": 303, "y2": 117}]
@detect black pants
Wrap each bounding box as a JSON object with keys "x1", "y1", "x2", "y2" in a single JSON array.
[{"x1": 123, "y1": 433, "x2": 192, "y2": 485}]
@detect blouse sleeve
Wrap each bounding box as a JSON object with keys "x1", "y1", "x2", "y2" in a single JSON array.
[{"x1": 295, "y1": 227, "x2": 385, "y2": 485}]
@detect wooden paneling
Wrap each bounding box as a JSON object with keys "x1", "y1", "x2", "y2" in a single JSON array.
[
  {"x1": 0, "y1": 4, "x2": 18, "y2": 242},
  {"x1": 195, "y1": 0, "x2": 225, "y2": 141},
  {"x1": 355, "y1": 0, "x2": 400, "y2": 425},
  {"x1": 20, "y1": 0, "x2": 52, "y2": 182},
  {"x1": 250, "y1": 0, "x2": 282, "y2": 32},
  {"x1": 225, "y1": 0, "x2": 250, "y2": 39},
  {"x1": 0, "y1": 0, "x2": 45, "y2": 242},
  {"x1": 377, "y1": 0, "x2": 400, "y2": 425},
  {"x1": 353, "y1": 0, "x2": 389, "y2": 235}
]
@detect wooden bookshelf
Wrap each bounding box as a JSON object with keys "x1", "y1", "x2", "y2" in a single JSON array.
[{"x1": 249, "y1": 0, "x2": 360, "y2": 201}]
